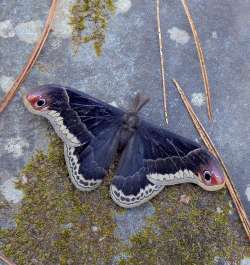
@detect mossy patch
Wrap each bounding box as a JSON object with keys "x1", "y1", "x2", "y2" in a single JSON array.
[
  {"x1": 122, "y1": 185, "x2": 250, "y2": 265},
  {"x1": 69, "y1": 0, "x2": 115, "y2": 56},
  {"x1": 0, "y1": 135, "x2": 249, "y2": 265},
  {"x1": 0, "y1": 135, "x2": 121, "y2": 265}
]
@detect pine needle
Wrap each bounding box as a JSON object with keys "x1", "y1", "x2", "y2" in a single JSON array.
[
  {"x1": 181, "y1": 0, "x2": 213, "y2": 120},
  {"x1": 156, "y1": 0, "x2": 168, "y2": 124},
  {"x1": 173, "y1": 79, "x2": 250, "y2": 240},
  {"x1": 0, "y1": 253, "x2": 16, "y2": 265},
  {"x1": 0, "y1": 0, "x2": 58, "y2": 113}
]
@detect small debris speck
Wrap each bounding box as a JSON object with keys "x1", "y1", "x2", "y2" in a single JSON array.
[
  {"x1": 180, "y1": 194, "x2": 191, "y2": 204},
  {"x1": 21, "y1": 175, "x2": 28, "y2": 184},
  {"x1": 62, "y1": 223, "x2": 73, "y2": 229},
  {"x1": 212, "y1": 31, "x2": 218, "y2": 39},
  {"x1": 109, "y1": 101, "x2": 119, "y2": 107},
  {"x1": 91, "y1": 225, "x2": 98, "y2": 232},
  {"x1": 216, "y1": 207, "x2": 223, "y2": 214}
]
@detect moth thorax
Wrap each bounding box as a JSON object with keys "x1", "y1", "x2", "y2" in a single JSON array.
[
  {"x1": 122, "y1": 112, "x2": 139, "y2": 131},
  {"x1": 118, "y1": 113, "x2": 139, "y2": 150}
]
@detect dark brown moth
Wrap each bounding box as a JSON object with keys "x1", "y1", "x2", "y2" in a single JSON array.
[{"x1": 23, "y1": 85, "x2": 225, "y2": 208}]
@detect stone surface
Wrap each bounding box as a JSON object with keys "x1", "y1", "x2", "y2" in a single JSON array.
[
  {"x1": 0, "y1": 178, "x2": 23, "y2": 204},
  {"x1": 0, "y1": 0, "x2": 249, "y2": 263},
  {"x1": 241, "y1": 258, "x2": 250, "y2": 265},
  {"x1": 114, "y1": 203, "x2": 155, "y2": 244},
  {"x1": 0, "y1": 20, "x2": 15, "y2": 39}
]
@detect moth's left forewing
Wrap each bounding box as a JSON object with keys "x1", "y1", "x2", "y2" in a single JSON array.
[
  {"x1": 45, "y1": 87, "x2": 125, "y2": 147},
  {"x1": 46, "y1": 108, "x2": 92, "y2": 147}
]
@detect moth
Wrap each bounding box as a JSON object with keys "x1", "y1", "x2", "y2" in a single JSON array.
[{"x1": 23, "y1": 85, "x2": 225, "y2": 208}]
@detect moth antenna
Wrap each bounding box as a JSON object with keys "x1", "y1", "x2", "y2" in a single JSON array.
[{"x1": 131, "y1": 93, "x2": 150, "y2": 113}]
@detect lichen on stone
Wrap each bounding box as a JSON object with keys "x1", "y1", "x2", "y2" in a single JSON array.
[
  {"x1": 121, "y1": 185, "x2": 249, "y2": 265},
  {"x1": 69, "y1": 0, "x2": 115, "y2": 56},
  {"x1": 0, "y1": 135, "x2": 120, "y2": 265}
]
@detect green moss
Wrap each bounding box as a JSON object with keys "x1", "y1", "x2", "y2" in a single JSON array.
[
  {"x1": 118, "y1": 258, "x2": 128, "y2": 265},
  {"x1": 0, "y1": 134, "x2": 249, "y2": 265},
  {"x1": 69, "y1": 0, "x2": 115, "y2": 56},
  {"x1": 124, "y1": 186, "x2": 249, "y2": 265},
  {"x1": 0, "y1": 135, "x2": 120, "y2": 265}
]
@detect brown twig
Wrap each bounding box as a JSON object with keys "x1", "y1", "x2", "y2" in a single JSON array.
[
  {"x1": 0, "y1": 0, "x2": 58, "y2": 113},
  {"x1": 181, "y1": 0, "x2": 213, "y2": 120},
  {"x1": 0, "y1": 253, "x2": 16, "y2": 265},
  {"x1": 173, "y1": 79, "x2": 250, "y2": 240},
  {"x1": 156, "y1": 0, "x2": 168, "y2": 124}
]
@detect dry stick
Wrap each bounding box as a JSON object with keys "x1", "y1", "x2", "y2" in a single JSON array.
[
  {"x1": 0, "y1": 253, "x2": 16, "y2": 265},
  {"x1": 0, "y1": 0, "x2": 58, "y2": 113},
  {"x1": 156, "y1": 0, "x2": 168, "y2": 124},
  {"x1": 181, "y1": 0, "x2": 213, "y2": 120},
  {"x1": 173, "y1": 79, "x2": 250, "y2": 240}
]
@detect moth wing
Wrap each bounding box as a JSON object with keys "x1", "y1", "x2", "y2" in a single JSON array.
[
  {"x1": 57, "y1": 88, "x2": 126, "y2": 190},
  {"x1": 64, "y1": 123, "x2": 121, "y2": 191},
  {"x1": 64, "y1": 88, "x2": 125, "y2": 144},
  {"x1": 110, "y1": 131, "x2": 164, "y2": 208},
  {"x1": 110, "y1": 121, "x2": 201, "y2": 208},
  {"x1": 140, "y1": 121, "x2": 205, "y2": 185},
  {"x1": 45, "y1": 86, "x2": 125, "y2": 147}
]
